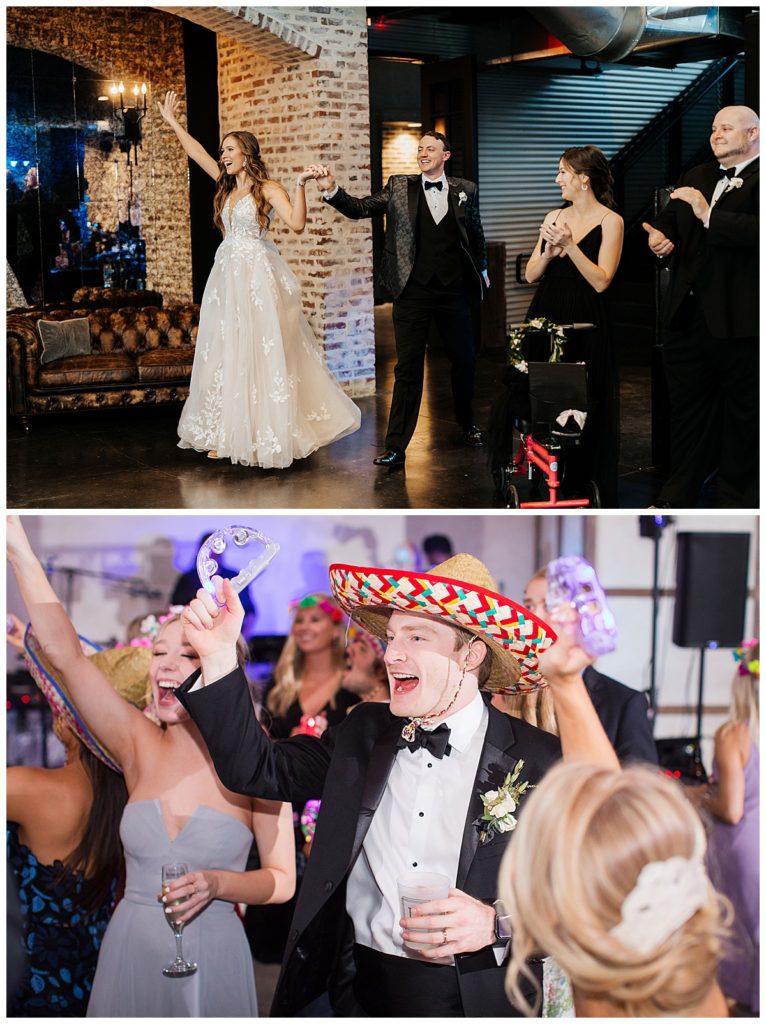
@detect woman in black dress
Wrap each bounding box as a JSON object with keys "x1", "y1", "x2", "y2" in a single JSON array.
[
  {"x1": 524, "y1": 145, "x2": 624, "y2": 506},
  {"x1": 246, "y1": 594, "x2": 358, "y2": 963}
]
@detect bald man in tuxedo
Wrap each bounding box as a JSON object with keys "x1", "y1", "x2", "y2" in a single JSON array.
[{"x1": 644, "y1": 105, "x2": 759, "y2": 509}]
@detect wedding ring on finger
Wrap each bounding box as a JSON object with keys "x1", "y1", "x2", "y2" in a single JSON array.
[{"x1": 441, "y1": 928, "x2": 448, "y2": 945}]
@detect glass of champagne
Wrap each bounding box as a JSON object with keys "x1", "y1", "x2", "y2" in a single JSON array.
[{"x1": 161, "y1": 862, "x2": 197, "y2": 977}]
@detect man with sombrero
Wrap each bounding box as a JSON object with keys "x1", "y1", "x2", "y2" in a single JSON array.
[{"x1": 178, "y1": 553, "x2": 618, "y2": 1017}]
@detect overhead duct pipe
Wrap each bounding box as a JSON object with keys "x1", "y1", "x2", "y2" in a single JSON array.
[{"x1": 529, "y1": 6, "x2": 648, "y2": 63}]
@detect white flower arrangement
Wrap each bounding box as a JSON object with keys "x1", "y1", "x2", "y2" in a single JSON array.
[
  {"x1": 476, "y1": 759, "x2": 532, "y2": 844},
  {"x1": 458, "y1": 190, "x2": 468, "y2": 205},
  {"x1": 724, "y1": 176, "x2": 744, "y2": 192},
  {"x1": 507, "y1": 317, "x2": 568, "y2": 374}
]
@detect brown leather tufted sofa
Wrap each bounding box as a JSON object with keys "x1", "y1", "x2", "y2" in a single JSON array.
[{"x1": 7, "y1": 304, "x2": 199, "y2": 428}]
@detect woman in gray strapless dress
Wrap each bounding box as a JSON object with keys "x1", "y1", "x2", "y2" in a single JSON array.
[
  {"x1": 8, "y1": 516, "x2": 296, "y2": 1019},
  {"x1": 87, "y1": 803, "x2": 258, "y2": 1017}
]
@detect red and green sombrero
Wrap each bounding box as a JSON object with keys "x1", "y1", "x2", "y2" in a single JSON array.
[
  {"x1": 329, "y1": 553, "x2": 556, "y2": 694},
  {"x1": 23, "y1": 624, "x2": 153, "y2": 773}
]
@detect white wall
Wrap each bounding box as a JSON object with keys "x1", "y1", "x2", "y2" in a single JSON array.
[{"x1": 592, "y1": 514, "x2": 759, "y2": 767}]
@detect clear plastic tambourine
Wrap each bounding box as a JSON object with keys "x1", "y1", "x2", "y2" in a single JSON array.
[{"x1": 196, "y1": 526, "x2": 279, "y2": 603}]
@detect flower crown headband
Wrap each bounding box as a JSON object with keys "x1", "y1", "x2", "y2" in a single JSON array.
[
  {"x1": 733, "y1": 638, "x2": 759, "y2": 679},
  {"x1": 114, "y1": 606, "x2": 186, "y2": 649},
  {"x1": 346, "y1": 622, "x2": 386, "y2": 661},
  {"x1": 289, "y1": 594, "x2": 344, "y2": 624}
]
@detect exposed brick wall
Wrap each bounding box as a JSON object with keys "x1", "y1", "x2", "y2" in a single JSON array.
[
  {"x1": 212, "y1": 6, "x2": 375, "y2": 394},
  {"x1": 9, "y1": 6, "x2": 376, "y2": 394},
  {"x1": 382, "y1": 123, "x2": 421, "y2": 181},
  {"x1": 6, "y1": 7, "x2": 193, "y2": 303}
]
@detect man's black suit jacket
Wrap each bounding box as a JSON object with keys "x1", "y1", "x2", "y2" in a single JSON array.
[
  {"x1": 652, "y1": 157, "x2": 759, "y2": 338},
  {"x1": 325, "y1": 174, "x2": 488, "y2": 301},
  {"x1": 582, "y1": 666, "x2": 656, "y2": 765},
  {"x1": 178, "y1": 670, "x2": 560, "y2": 1017}
]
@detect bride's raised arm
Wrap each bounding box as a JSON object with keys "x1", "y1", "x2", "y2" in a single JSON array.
[
  {"x1": 7, "y1": 516, "x2": 153, "y2": 775},
  {"x1": 157, "y1": 90, "x2": 220, "y2": 181}
]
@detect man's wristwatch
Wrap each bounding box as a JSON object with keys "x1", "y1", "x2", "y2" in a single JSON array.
[{"x1": 493, "y1": 898, "x2": 513, "y2": 942}]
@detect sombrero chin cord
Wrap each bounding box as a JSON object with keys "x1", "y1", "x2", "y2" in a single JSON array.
[{"x1": 400, "y1": 640, "x2": 474, "y2": 741}]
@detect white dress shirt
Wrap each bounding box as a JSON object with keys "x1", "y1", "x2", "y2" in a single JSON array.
[
  {"x1": 421, "y1": 172, "x2": 449, "y2": 224},
  {"x1": 704, "y1": 154, "x2": 758, "y2": 227},
  {"x1": 347, "y1": 692, "x2": 488, "y2": 960}
]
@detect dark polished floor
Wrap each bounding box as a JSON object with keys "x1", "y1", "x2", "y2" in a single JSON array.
[{"x1": 9, "y1": 305, "x2": 681, "y2": 510}]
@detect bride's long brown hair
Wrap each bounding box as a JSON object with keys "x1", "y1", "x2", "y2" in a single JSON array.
[{"x1": 212, "y1": 131, "x2": 283, "y2": 235}]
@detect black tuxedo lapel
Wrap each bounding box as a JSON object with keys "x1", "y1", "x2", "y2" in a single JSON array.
[
  {"x1": 714, "y1": 157, "x2": 759, "y2": 208},
  {"x1": 447, "y1": 178, "x2": 471, "y2": 248},
  {"x1": 739, "y1": 156, "x2": 759, "y2": 181},
  {"x1": 349, "y1": 717, "x2": 401, "y2": 865},
  {"x1": 456, "y1": 708, "x2": 519, "y2": 889},
  {"x1": 407, "y1": 176, "x2": 420, "y2": 231}
]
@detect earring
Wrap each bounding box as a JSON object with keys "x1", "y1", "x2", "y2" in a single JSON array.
[{"x1": 581, "y1": 183, "x2": 589, "y2": 191}]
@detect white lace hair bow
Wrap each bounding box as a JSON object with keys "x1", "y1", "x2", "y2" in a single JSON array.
[{"x1": 609, "y1": 856, "x2": 709, "y2": 955}]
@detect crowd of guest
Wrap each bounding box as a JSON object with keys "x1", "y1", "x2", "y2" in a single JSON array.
[{"x1": 6, "y1": 518, "x2": 759, "y2": 1017}]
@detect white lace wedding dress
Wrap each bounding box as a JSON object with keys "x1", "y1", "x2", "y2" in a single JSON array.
[{"x1": 178, "y1": 194, "x2": 361, "y2": 468}]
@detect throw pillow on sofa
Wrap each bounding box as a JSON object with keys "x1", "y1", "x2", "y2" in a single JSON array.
[{"x1": 37, "y1": 317, "x2": 92, "y2": 364}]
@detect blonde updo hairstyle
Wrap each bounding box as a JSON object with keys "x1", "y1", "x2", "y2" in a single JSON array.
[{"x1": 500, "y1": 762, "x2": 731, "y2": 1017}]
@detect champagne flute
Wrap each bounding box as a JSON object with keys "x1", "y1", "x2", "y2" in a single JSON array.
[{"x1": 161, "y1": 862, "x2": 197, "y2": 977}]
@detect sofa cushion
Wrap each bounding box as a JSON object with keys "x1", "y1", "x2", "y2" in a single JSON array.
[
  {"x1": 37, "y1": 317, "x2": 92, "y2": 364},
  {"x1": 38, "y1": 353, "x2": 137, "y2": 388},
  {"x1": 135, "y1": 348, "x2": 195, "y2": 383}
]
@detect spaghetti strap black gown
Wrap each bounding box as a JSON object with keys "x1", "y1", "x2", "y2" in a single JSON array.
[
  {"x1": 526, "y1": 225, "x2": 620, "y2": 506},
  {"x1": 488, "y1": 224, "x2": 620, "y2": 507}
]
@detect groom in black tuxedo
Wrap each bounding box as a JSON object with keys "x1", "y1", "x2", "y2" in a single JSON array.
[
  {"x1": 314, "y1": 132, "x2": 488, "y2": 467},
  {"x1": 177, "y1": 557, "x2": 617, "y2": 1017},
  {"x1": 643, "y1": 105, "x2": 759, "y2": 508}
]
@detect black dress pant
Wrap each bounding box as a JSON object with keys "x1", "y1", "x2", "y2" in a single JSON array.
[
  {"x1": 387, "y1": 277, "x2": 477, "y2": 450},
  {"x1": 659, "y1": 293, "x2": 758, "y2": 508},
  {"x1": 351, "y1": 944, "x2": 463, "y2": 1016}
]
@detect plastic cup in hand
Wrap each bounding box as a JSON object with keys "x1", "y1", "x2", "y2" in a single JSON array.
[
  {"x1": 397, "y1": 870, "x2": 450, "y2": 950},
  {"x1": 161, "y1": 862, "x2": 197, "y2": 977}
]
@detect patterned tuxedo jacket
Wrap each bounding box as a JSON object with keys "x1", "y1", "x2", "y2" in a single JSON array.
[{"x1": 325, "y1": 173, "x2": 488, "y2": 300}]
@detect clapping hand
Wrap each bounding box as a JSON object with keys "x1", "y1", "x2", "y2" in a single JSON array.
[
  {"x1": 541, "y1": 219, "x2": 573, "y2": 253},
  {"x1": 157, "y1": 90, "x2": 180, "y2": 126},
  {"x1": 669, "y1": 186, "x2": 709, "y2": 222},
  {"x1": 642, "y1": 222, "x2": 675, "y2": 258}
]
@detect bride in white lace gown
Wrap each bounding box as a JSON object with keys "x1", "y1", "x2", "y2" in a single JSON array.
[{"x1": 158, "y1": 92, "x2": 361, "y2": 468}]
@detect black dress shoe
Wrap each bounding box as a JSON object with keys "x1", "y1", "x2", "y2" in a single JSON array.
[
  {"x1": 373, "y1": 448, "x2": 405, "y2": 467},
  {"x1": 463, "y1": 425, "x2": 483, "y2": 447}
]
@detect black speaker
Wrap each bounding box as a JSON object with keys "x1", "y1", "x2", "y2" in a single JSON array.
[
  {"x1": 673, "y1": 532, "x2": 750, "y2": 648},
  {"x1": 655, "y1": 737, "x2": 708, "y2": 785}
]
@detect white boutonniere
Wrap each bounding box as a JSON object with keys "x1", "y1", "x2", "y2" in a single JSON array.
[
  {"x1": 475, "y1": 759, "x2": 532, "y2": 844},
  {"x1": 458, "y1": 190, "x2": 468, "y2": 205},
  {"x1": 724, "y1": 176, "x2": 744, "y2": 193}
]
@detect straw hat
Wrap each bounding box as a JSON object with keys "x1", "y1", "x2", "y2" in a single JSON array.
[
  {"x1": 23, "y1": 625, "x2": 153, "y2": 773},
  {"x1": 329, "y1": 554, "x2": 556, "y2": 694}
]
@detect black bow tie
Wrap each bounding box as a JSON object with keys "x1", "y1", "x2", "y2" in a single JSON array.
[
  {"x1": 424, "y1": 180, "x2": 443, "y2": 191},
  {"x1": 396, "y1": 723, "x2": 452, "y2": 758},
  {"x1": 720, "y1": 166, "x2": 738, "y2": 179}
]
